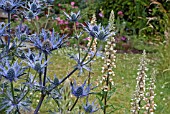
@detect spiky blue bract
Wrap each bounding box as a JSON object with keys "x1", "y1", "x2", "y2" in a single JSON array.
[
  {"x1": 64, "y1": 11, "x2": 80, "y2": 22},
  {"x1": 0, "y1": 0, "x2": 23, "y2": 13},
  {"x1": 0, "y1": 59, "x2": 26, "y2": 82},
  {"x1": 29, "y1": 29, "x2": 66, "y2": 54},
  {"x1": 83, "y1": 100, "x2": 99, "y2": 113},
  {"x1": 71, "y1": 80, "x2": 91, "y2": 98}
]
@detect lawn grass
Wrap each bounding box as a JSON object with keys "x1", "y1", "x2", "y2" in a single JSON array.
[{"x1": 30, "y1": 48, "x2": 170, "y2": 114}]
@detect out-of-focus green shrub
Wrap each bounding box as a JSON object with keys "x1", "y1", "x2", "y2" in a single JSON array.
[{"x1": 98, "y1": 0, "x2": 170, "y2": 44}]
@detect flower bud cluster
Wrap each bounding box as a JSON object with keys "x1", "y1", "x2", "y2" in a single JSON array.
[
  {"x1": 99, "y1": 11, "x2": 116, "y2": 92},
  {"x1": 100, "y1": 36, "x2": 116, "y2": 91},
  {"x1": 131, "y1": 50, "x2": 148, "y2": 114},
  {"x1": 144, "y1": 72, "x2": 156, "y2": 114},
  {"x1": 109, "y1": 10, "x2": 115, "y2": 32}
]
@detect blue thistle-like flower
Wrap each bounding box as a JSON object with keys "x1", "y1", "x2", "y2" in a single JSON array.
[
  {"x1": 94, "y1": 26, "x2": 111, "y2": 41},
  {"x1": 24, "y1": 50, "x2": 48, "y2": 73},
  {"x1": 0, "y1": 59, "x2": 26, "y2": 82},
  {"x1": 29, "y1": 29, "x2": 66, "y2": 54},
  {"x1": 0, "y1": 90, "x2": 31, "y2": 113},
  {"x1": 22, "y1": 1, "x2": 41, "y2": 20},
  {"x1": 15, "y1": 24, "x2": 29, "y2": 42},
  {"x1": 71, "y1": 80, "x2": 91, "y2": 98},
  {"x1": 83, "y1": 22, "x2": 101, "y2": 38},
  {"x1": 69, "y1": 53, "x2": 91, "y2": 76},
  {"x1": 83, "y1": 22, "x2": 113, "y2": 41},
  {"x1": 83, "y1": 101, "x2": 99, "y2": 113},
  {"x1": 64, "y1": 11, "x2": 80, "y2": 22},
  {"x1": 23, "y1": 9, "x2": 40, "y2": 20},
  {"x1": 28, "y1": 0, "x2": 41, "y2": 13},
  {"x1": 0, "y1": 0, "x2": 23, "y2": 13}
]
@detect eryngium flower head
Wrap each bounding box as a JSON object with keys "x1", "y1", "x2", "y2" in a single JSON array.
[
  {"x1": 69, "y1": 53, "x2": 91, "y2": 76},
  {"x1": 23, "y1": 9, "x2": 40, "y2": 20},
  {"x1": 24, "y1": 50, "x2": 48, "y2": 73},
  {"x1": 83, "y1": 22, "x2": 101, "y2": 38},
  {"x1": 0, "y1": 0, "x2": 23, "y2": 13},
  {"x1": 15, "y1": 24, "x2": 29, "y2": 42},
  {"x1": 28, "y1": 0, "x2": 41, "y2": 13},
  {"x1": 64, "y1": 11, "x2": 80, "y2": 22},
  {"x1": 0, "y1": 60, "x2": 25, "y2": 82},
  {"x1": 0, "y1": 90, "x2": 31, "y2": 114},
  {"x1": 29, "y1": 29, "x2": 66, "y2": 54},
  {"x1": 83, "y1": 22, "x2": 113, "y2": 41},
  {"x1": 83, "y1": 101, "x2": 99, "y2": 113},
  {"x1": 71, "y1": 80, "x2": 90, "y2": 98},
  {"x1": 95, "y1": 26, "x2": 111, "y2": 41}
]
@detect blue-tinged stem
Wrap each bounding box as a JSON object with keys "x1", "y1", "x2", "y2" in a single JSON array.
[
  {"x1": 7, "y1": 12, "x2": 11, "y2": 51},
  {"x1": 86, "y1": 63, "x2": 91, "y2": 105},
  {"x1": 34, "y1": 94, "x2": 45, "y2": 114},
  {"x1": 59, "y1": 67, "x2": 78, "y2": 84},
  {"x1": 43, "y1": 53, "x2": 48, "y2": 86},
  {"x1": 68, "y1": 97, "x2": 79, "y2": 111},
  {"x1": 81, "y1": 37, "x2": 94, "y2": 63},
  {"x1": 11, "y1": 82, "x2": 21, "y2": 113},
  {"x1": 74, "y1": 22, "x2": 80, "y2": 60},
  {"x1": 34, "y1": 53, "x2": 48, "y2": 114}
]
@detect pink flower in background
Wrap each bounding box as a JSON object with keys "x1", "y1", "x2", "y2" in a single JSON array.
[
  {"x1": 71, "y1": 2, "x2": 75, "y2": 6},
  {"x1": 59, "y1": 20, "x2": 64, "y2": 24},
  {"x1": 64, "y1": 21, "x2": 68, "y2": 24},
  {"x1": 36, "y1": 16, "x2": 39, "y2": 20},
  {"x1": 118, "y1": 11, "x2": 124, "y2": 17},
  {"x1": 74, "y1": 6, "x2": 78, "y2": 8},
  {"x1": 58, "y1": 4, "x2": 61, "y2": 6},
  {"x1": 56, "y1": 17, "x2": 61, "y2": 21},
  {"x1": 99, "y1": 12, "x2": 104, "y2": 17},
  {"x1": 76, "y1": 22, "x2": 79, "y2": 26},
  {"x1": 84, "y1": 37, "x2": 91, "y2": 41}
]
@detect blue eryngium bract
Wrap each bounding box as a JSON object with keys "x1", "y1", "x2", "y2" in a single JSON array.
[
  {"x1": 83, "y1": 101, "x2": 99, "y2": 113},
  {"x1": 28, "y1": 0, "x2": 41, "y2": 13},
  {"x1": 69, "y1": 53, "x2": 91, "y2": 76},
  {"x1": 0, "y1": 0, "x2": 23, "y2": 13},
  {"x1": 64, "y1": 11, "x2": 80, "y2": 22},
  {"x1": 0, "y1": 59, "x2": 26, "y2": 82},
  {"x1": 29, "y1": 29, "x2": 66, "y2": 54},
  {"x1": 71, "y1": 80, "x2": 91, "y2": 98},
  {"x1": 83, "y1": 22, "x2": 112, "y2": 41},
  {"x1": 24, "y1": 50, "x2": 48, "y2": 73}
]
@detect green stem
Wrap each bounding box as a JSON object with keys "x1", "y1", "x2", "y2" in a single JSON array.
[
  {"x1": 104, "y1": 54, "x2": 111, "y2": 114},
  {"x1": 7, "y1": 12, "x2": 11, "y2": 51}
]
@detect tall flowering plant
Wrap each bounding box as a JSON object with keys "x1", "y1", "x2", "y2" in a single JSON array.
[{"x1": 0, "y1": 0, "x2": 114, "y2": 114}]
